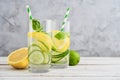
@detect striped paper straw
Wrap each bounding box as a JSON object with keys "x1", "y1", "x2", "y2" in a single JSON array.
[
  {"x1": 60, "y1": 8, "x2": 70, "y2": 31},
  {"x1": 26, "y1": 5, "x2": 33, "y2": 20}
]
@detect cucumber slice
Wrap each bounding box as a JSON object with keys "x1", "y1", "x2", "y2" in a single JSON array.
[
  {"x1": 52, "y1": 50, "x2": 69, "y2": 63},
  {"x1": 29, "y1": 50, "x2": 44, "y2": 64},
  {"x1": 52, "y1": 57, "x2": 67, "y2": 63},
  {"x1": 28, "y1": 44, "x2": 41, "y2": 54},
  {"x1": 52, "y1": 57, "x2": 61, "y2": 63},
  {"x1": 43, "y1": 52, "x2": 51, "y2": 64},
  {"x1": 51, "y1": 51, "x2": 61, "y2": 55},
  {"x1": 52, "y1": 50, "x2": 69, "y2": 58},
  {"x1": 36, "y1": 40, "x2": 50, "y2": 52}
]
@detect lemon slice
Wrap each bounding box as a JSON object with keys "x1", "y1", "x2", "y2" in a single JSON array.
[
  {"x1": 28, "y1": 32, "x2": 52, "y2": 52},
  {"x1": 52, "y1": 30, "x2": 70, "y2": 52}
]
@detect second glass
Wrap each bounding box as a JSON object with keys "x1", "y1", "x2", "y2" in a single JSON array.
[{"x1": 51, "y1": 20, "x2": 70, "y2": 68}]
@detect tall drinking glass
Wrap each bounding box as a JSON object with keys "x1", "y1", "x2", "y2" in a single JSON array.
[
  {"x1": 28, "y1": 19, "x2": 52, "y2": 72},
  {"x1": 51, "y1": 21, "x2": 70, "y2": 68}
]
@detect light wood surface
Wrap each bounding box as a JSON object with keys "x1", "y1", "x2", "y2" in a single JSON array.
[{"x1": 0, "y1": 57, "x2": 120, "y2": 80}]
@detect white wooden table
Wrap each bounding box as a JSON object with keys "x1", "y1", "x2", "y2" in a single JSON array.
[{"x1": 0, "y1": 57, "x2": 120, "y2": 80}]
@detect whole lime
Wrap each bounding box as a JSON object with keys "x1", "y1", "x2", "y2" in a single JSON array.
[{"x1": 69, "y1": 50, "x2": 80, "y2": 66}]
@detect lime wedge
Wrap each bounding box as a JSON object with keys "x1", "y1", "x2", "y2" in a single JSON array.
[
  {"x1": 29, "y1": 50, "x2": 44, "y2": 64},
  {"x1": 55, "y1": 32, "x2": 66, "y2": 40}
]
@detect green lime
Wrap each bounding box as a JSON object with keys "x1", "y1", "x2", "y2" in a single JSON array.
[
  {"x1": 55, "y1": 31, "x2": 67, "y2": 40},
  {"x1": 69, "y1": 50, "x2": 80, "y2": 66}
]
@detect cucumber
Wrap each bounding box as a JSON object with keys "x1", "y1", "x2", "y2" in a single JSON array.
[
  {"x1": 51, "y1": 50, "x2": 69, "y2": 63},
  {"x1": 52, "y1": 57, "x2": 67, "y2": 63},
  {"x1": 51, "y1": 51, "x2": 60, "y2": 55},
  {"x1": 28, "y1": 44, "x2": 41, "y2": 54},
  {"x1": 36, "y1": 40, "x2": 50, "y2": 52},
  {"x1": 43, "y1": 52, "x2": 51, "y2": 64},
  {"x1": 52, "y1": 50, "x2": 69, "y2": 58},
  {"x1": 51, "y1": 57, "x2": 62, "y2": 63},
  {"x1": 29, "y1": 50, "x2": 44, "y2": 64}
]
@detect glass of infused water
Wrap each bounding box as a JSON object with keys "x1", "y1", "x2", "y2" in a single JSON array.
[
  {"x1": 51, "y1": 20, "x2": 70, "y2": 68},
  {"x1": 28, "y1": 19, "x2": 52, "y2": 72}
]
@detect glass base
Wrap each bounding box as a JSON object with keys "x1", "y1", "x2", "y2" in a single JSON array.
[
  {"x1": 29, "y1": 64, "x2": 50, "y2": 73},
  {"x1": 51, "y1": 63, "x2": 68, "y2": 69},
  {"x1": 51, "y1": 56, "x2": 69, "y2": 69}
]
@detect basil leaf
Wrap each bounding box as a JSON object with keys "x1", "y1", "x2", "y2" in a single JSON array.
[{"x1": 32, "y1": 19, "x2": 43, "y2": 32}]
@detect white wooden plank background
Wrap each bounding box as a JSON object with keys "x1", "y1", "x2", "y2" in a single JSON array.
[{"x1": 0, "y1": 57, "x2": 120, "y2": 80}]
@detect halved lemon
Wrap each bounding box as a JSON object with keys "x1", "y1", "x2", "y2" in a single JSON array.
[
  {"x1": 52, "y1": 30, "x2": 70, "y2": 52},
  {"x1": 8, "y1": 48, "x2": 28, "y2": 69}
]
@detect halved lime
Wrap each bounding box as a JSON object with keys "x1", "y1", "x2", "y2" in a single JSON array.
[{"x1": 29, "y1": 50, "x2": 44, "y2": 64}]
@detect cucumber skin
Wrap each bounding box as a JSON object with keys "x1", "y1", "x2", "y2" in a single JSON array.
[
  {"x1": 52, "y1": 50, "x2": 69, "y2": 63},
  {"x1": 52, "y1": 50, "x2": 69, "y2": 58}
]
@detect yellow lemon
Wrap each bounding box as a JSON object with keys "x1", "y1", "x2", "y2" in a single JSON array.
[
  {"x1": 52, "y1": 30, "x2": 70, "y2": 52},
  {"x1": 28, "y1": 32, "x2": 52, "y2": 52},
  {"x1": 8, "y1": 48, "x2": 28, "y2": 69}
]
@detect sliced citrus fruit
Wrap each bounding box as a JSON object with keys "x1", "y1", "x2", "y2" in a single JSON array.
[
  {"x1": 52, "y1": 30, "x2": 70, "y2": 52},
  {"x1": 28, "y1": 32, "x2": 52, "y2": 52},
  {"x1": 35, "y1": 40, "x2": 50, "y2": 52},
  {"x1": 8, "y1": 48, "x2": 28, "y2": 69}
]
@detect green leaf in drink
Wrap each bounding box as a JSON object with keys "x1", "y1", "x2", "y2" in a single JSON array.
[{"x1": 32, "y1": 19, "x2": 43, "y2": 32}]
